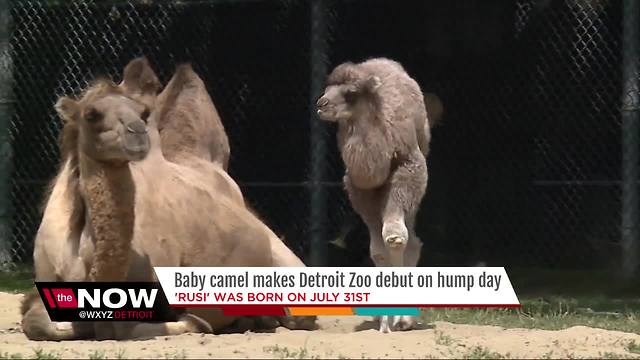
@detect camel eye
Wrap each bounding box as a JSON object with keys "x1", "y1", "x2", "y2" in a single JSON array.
[
  {"x1": 141, "y1": 109, "x2": 150, "y2": 123},
  {"x1": 344, "y1": 88, "x2": 358, "y2": 103},
  {"x1": 85, "y1": 108, "x2": 102, "y2": 124}
]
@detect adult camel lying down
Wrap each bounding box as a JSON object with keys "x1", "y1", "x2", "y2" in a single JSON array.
[{"x1": 21, "y1": 60, "x2": 314, "y2": 340}]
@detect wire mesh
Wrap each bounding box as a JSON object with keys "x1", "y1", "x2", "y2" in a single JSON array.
[{"x1": 4, "y1": 0, "x2": 638, "y2": 273}]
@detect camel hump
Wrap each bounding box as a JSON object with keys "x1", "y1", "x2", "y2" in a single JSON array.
[
  {"x1": 157, "y1": 61, "x2": 230, "y2": 168},
  {"x1": 121, "y1": 56, "x2": 161, "y2": 96},
  {"x1": 174, "y1": 63, "x2": 200, "y2": 83}
]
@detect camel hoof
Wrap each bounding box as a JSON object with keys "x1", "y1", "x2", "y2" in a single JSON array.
[
  {"x1": 392, "y1": 315, "x2": 415, "y2": 331},
  {"x1": 232, "y1": 317, "x2": 257, "y2": 333},
  {"x1": 181, "y1": 314, "x2": 213, "y2": 334},
  {"x1": 382, "y1": 221, "x2": 408, "y2": 249},
  {"x1": 278, "y1": 316, "x2": 317, "y2": 330},
  {"x1": 378, "y1": 315, "x2": 392, "y2": 333},
  {"x1": 256, "y1": 316, "x2": 280, "y2": 330}
]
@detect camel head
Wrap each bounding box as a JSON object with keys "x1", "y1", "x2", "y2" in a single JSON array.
[
  {"x1": 316, "y1": 61, "x2": 382, "y2": 123},
  {"x1": 55, "y1": 80, "x2": 152, "y2": 165}
]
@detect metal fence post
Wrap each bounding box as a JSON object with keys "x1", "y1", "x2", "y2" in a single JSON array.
[
  {"x1": 621, "y1": 0, "x2": 640, "y2": 279},
  {"x1": 0, "y1": 0, "x2": 14, "y2": 267},
  {"x1": 309, "y1": 0, "x2": 330, "y2": 266}
]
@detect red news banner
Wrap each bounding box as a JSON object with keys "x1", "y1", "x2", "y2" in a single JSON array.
[{"x1": 153, "y1": 267, "x2": 521, "y2": 310}]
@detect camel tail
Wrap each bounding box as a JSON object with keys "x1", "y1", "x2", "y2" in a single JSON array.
[{"x1": 424, "y1": 92, "x2": 444, "y2": 128}]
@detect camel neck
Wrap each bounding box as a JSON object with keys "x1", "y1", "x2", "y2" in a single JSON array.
[
  {"x1": 348, "y1": 100, "x2": 384, "y2": 136},
  {"x1": 79, "y1": 154, "x2": 136, "y2": 282}
]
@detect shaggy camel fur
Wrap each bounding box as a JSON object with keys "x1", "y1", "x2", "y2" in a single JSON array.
[
  {"x1": 316, "y1": 57, "x2": 442, "y2": 333},
  {"x1": 21, "y1": 59, "x2": 312, "y2": 340}
]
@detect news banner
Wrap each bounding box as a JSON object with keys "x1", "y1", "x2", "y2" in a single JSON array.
[{"x1": 35, "y1": 267, "x2": 520, "y2": 321}]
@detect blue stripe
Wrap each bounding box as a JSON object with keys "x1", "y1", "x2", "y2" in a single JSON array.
[{"x1": 353, "y1": 307, "x2": 420, "y2": 316}]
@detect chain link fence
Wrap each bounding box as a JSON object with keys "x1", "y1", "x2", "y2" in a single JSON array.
[{"x1": 2, "y1": 0, "x2": 638, "y2": 274}]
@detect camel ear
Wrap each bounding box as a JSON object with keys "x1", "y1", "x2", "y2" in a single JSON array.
[
  {"x1": 121, "y1": 56, "x2": 161, "y2": 96},
  {"x1": 362, "y1": 75, "x2": 382, "y2": 92},
  {"x1": 54, "y1": 96, "x2": 79, "y2": 123}
]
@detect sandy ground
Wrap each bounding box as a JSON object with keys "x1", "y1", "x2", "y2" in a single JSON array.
[{"x1": 2, "y1": 292, "x2": 640, "y2": 359}]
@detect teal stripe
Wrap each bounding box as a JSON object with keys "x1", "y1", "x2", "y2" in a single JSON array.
[{"x1": 354, "y1": 307, "x2": 420, "y2": 316}]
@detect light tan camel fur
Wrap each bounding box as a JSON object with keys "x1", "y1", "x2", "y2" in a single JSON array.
[{"x1": 21, "y1": 59, "x2": 313, "y2": 340}]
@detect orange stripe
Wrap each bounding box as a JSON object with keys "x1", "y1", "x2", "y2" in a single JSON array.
[{"x1": 288, "y1": 307, "x2": 354, "y2": 316}]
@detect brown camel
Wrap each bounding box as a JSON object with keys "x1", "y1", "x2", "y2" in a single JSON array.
[
  {"x1": 154, "y1": 62, "x2": 230, "y2": 170},
  {"x1": 21, "y1": 59, "x2": 313, "y2": 340},
  {"x1": 118, "y1": 57, "x2": 231, "y2": 172},
  {"x1": 316, "y1": 57, "x2": 442, "y2": 333}
]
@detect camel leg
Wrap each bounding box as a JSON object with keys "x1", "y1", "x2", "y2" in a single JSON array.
[
  {"x1": 392, "y1": 215, "x2": 423, "y2": 331},
  {"x1": 344, "y1": 175, "x2": 387, "y2": 264},
  {"x1": 276, "y1": 315, "x2": 317, "y2": 330},
  {"x1": 264, "y1": 232, "x2": 317, "y2": 330},
  {"x1": 371, "y1": 236, "x2": 393, "y2": 334},
  {"x1": 126, "y1": 314, "x2": 213, "y2": 339},
  {"x1": 403, "y1": 215, "x2": 423, "y2": 269},
  {"x1": 21, "y1": 290, "x2": 94, "y2": 341},
  {"x1": 344, "y1": 175, "x2": 396, "y2": 333},
  {"x1": 380, "y1": 151, "x2": 427, "y2": 332},
  {"x1": 381, "y1": 151, "x2": 427, "y2": 265},
  {"x1": 268, "y1": 232, "x2": 305, "y2": 267},
  {"x1": 92, "y1": 314, "x2": 213, "y2": 340},
  {"x1": 371, "y1": 237, "x2": 393, "y2": 333}
]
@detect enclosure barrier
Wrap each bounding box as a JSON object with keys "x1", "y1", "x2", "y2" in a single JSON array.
[
  {"x1": 621, "y1": 0, "x2": 640, "y2": 279},
  {"x1": 309, "y1": 0, "x2": 330, "y2": 267},
  {"x1": 0, "y1": 0, "x2": 13, "y2": 267},
  {"x1": 1, "y1": 0, "x2": 639, "y2": 276}
]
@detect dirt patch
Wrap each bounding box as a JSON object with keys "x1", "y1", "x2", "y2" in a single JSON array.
[{"x1": 2, "y1": 292, "x2": 639, "y2": 359}]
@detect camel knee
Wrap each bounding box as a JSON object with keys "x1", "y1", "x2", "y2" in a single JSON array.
[
  {"x1": 20, "y1": 291, "x2": 52, "y2": 341},
  {"x1": 22, "y1": 303, "x2": 91, "y2": 341},
  {"x1": 382, "y1": 219, "x2": 408, "y2": 249},
  {"x1": 382, "y1": 221, "x2": 407, "y2": 267},
  {"x1": 21, "y1": 305, "x2": 53, "y2": 341}
]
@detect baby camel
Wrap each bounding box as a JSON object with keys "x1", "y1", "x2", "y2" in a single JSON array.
[{"x1": 316, "y1": 57, "x2": 441, "y2": 333}]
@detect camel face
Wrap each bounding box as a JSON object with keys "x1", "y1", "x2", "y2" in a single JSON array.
[
  {"x1": 316, "y1": 74, "x2": 381, "y2": 123},
  {"x1": 78, "y1": 94, "x2": 151, "y2": 163},
  {"x1": 55, "y1": 87, "x2": 152, "y2": 164},
  {"x1": 316, "y1": 84, "x2": 355, "y2": 122}
]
